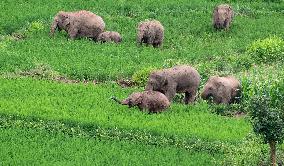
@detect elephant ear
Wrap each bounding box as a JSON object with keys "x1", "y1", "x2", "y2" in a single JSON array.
[
  {"x1": 155, "y1": 73, "x2": 168, "y2": 87},
  {"x1": 57, "y1": 12, "x2": 70, "y2": 29},
  {"x1": 132, "y1": 94, "x2": 143, "y2": 105}
]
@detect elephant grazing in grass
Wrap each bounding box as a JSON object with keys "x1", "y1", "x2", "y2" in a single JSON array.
[
  {"x1": 137, "y1": 20, "x2": 164, "y2": 48},
  {"x1": 97, "y1": 31, "x2": 122, "y2": 43},
  {"x1": 145, "y1": 65, "x2": 200, "y2": 104},
  {"x1": 50, "y1": 10, "x2": 105, "y2": 40},
  {"x1": 201, "y1": 76, "x2": 241, "y2": 104},
  {"x1": 213, "y1": 4, "x2": 234, "y2": 30},
  {"x1": 112, "y1": 91, "x2": 170, "y2": 113}
]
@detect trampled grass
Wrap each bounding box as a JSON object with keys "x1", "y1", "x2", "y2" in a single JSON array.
[
  {"x1": 0, "y1": 127, "x2": 222, "y2": 165},
  {"x1": 0, "y1": 78, "x2": 251, "y2": 142}
]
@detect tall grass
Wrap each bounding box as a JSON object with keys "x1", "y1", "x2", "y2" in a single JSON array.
[
  {"x1": 0, "y1": 78, "x2": 251, "y2": 142},
  {"x1": 0, "y1": 127, "x2": 222, "y2": 165}
]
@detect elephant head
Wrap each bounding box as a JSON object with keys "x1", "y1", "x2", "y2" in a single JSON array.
[
  {"x1": 201, "y1": 76, "x2": 226, "y2": 104},
  {"x1": 50, "y1": 11, "x2": 71, "y2": 36},
  {"x1": 145, "y1": 72, "x2": 168, "y2": 93},
  {"x1": 120, "y1": 92, "x2": 143, "y2": 108}
]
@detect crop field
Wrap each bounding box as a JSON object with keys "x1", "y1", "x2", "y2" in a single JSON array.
[{"x1": 0, "y1": 0, "x2": 284, "y2": 165}]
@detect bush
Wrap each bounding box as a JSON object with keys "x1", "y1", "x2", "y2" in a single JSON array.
[
  {"x1": 132, "y1": 67, "x2": 158, "y2": 87},
  {"x1": 27, "y1": 21, "x2": 45, "y2": 33},
  {"x1": 250, "y1": 93, "x2": 284, "y2": 166},
  {"x1": 247, "y1": 36, "x2": 284, "y2": 63}
]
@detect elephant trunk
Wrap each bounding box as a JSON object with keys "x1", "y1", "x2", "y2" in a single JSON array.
[
  {"x1": 145, "y1": 84, "x2": 153, "y2": 91},
  {"x1": 111, "y1": 96, "x2": 122, "y2": 104},
  {"x1": 111, "y1": 96, "x2": 128, "y2": 105},
  {"x1": 201, "y1": 91, "x2": 210, "y2": 100},
  {"x1": 50, "y1": 18, "x2": 58, "y2": 37}
]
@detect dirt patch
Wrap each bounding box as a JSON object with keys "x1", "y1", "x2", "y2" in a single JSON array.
[
  {"x1": 232, "y1": 111, "x2": 247, "y2": 119},
  {"x1": 54, "y1": 76, "x2": 97, "y2": 85},
  {"x1": 117, "y1": 79, "x2": 135, "y2": 88}
]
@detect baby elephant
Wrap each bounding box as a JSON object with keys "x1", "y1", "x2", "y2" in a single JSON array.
[
  {"x1": 137, "y1": 20, "x2": 164, "y2": 48},
  {"x1": 112, "y1": 91, "x2": 170, "y2": 113},
  {"x1": 213, "y1": 4, "x2": 234, "y2": 30},
  {"x1": 97, "y1": 31, "x2": 122, "y2": 43},
  {"x1": 145, "y1": 65, "x2": 200, "y2": 104},
  {"x1": 201, "y1": 76, "x2": 241, "y2": 104},
  {"x1": 50, "y1": 10, "x2": 105, "y2": 40}
]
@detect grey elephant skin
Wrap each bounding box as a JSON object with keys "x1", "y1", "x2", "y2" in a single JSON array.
[
  {"x1": 213, "y1": 4, "x2": 234, "y2": 30},
  {"x1": 137, "y1": 20, "x2": 164, "y2": 48},
  {"x1": 97, "y1": 31, "x2": 122, "y2": 43},
  {"x1": 201, "y1": 76, "x2": 241, "y2": 104},
  {"x1": 50, "y1": 10, "x2": 105, "y2": 40},
  {"x1": 145, "y1": 65, "x2": 200, "y2": 104},
  {"x1": 112, "y1": 91, "x2": 170, "y2": 113}
]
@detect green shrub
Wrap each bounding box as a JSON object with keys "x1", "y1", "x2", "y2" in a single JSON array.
[
  {"x1": 240, "y1": 65, "x2": 284, "y2": 112},
  {"x1": 250, "y1": 93, "x2": 284, "y2": 166},
  {"x1": 247, "y1": 36, "x2": 284, "y2": 63},
  {"x1": 27, "y1": 21, "x2": 45, "y2": 33},
  {"x1": 132, "y1": 67, "x2": 158, "y2": 87}
]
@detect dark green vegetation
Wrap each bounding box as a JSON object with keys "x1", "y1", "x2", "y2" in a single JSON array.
[
  {"x1": 0, "y1": 0, "x2": 284, "y2": 164},
  {"x1": 0, "y1": 127, "x2": 221, "y2": 165}
]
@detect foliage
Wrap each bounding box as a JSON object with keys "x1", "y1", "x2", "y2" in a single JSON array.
[
  {"x1": 132, "y1": 67, "x2": 158, "y2": 87},
  {"x1": 247, "y1": 36, "x2": 284, "y2": 64},
  {"x1": 250, "y1": 93, "x2": 284, "y2": 144}
]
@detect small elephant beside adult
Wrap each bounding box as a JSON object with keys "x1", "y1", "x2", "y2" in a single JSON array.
[
  {"x1": 145, "y1": 65, "x2": 200, "y2": 104},
  {"x1": 112, "y1": 91, "x2": 170, "y2": 113},
  {"x1": 50, "y1": 10, "x2": 105, "y2": 40},
  {"x1": 201, "y1": 76, "x2": 241, "y2": 104}
]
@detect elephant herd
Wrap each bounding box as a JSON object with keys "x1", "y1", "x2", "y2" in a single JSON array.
[
  {"x1": 113, "y1": 65, "x2": 241, "y2": 113},
  {"x1": 50, "y1": 4, "x2": 233, "y2": 47},
  {"x1": 49, "y1": 4, "x2": 237, "y2": 113}
]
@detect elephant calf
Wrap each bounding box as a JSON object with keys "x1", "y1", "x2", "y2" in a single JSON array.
[
  {"x1": 112, "y1": 91, "x2": 170, "y2": 113},
  {"x1": 145, "y1": 65, "x2": 200, "y2": 104},
  {"x1": 50, "y1": 10, "x2": 105, "y2": 40},
  {"x1": 97, "y1": 31, "x2": 122, "y2": 43},
  {"x1": 201, "y1": 76, "x2": 241, "y2": 104},
  {"x1": 213, "y1": 4, "x2": 234, "y2": 30}
]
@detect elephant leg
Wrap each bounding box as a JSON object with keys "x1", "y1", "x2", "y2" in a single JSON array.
[
  {"x1": 68, "y1": 28, "x2": 78, "y2": 39},
  {"x1": 184, "y1": 89, "x2": 197, "y2": 104},
  {"x1": 165, "y1": 88, "x2": 176, "y2": 102}
]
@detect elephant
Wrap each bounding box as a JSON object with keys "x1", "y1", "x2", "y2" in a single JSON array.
[
  {"x1": 201, "y1": 76, "x2": 241, "y2": 104},
  {"x1": 213, "y1": 4, "x2": 234, "y2": 30},
  {"x1": 145, "y1": 65, "x2": 200, "y2": 104},
  {"x1": 111, "y1": 91, "x2": 170, "y2": 113},
  {"x1": 137, "y1": 20, "x2": 164, "y2": 48},
  {"x1": 50, "y1": 10, "x2": 105, "y2": 40},
  {"x1": 97, "y1": 31, "x2": 122, "y2": 43}
]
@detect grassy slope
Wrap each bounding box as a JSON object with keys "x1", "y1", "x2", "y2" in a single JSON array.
[
  {"x1": 0, "y1": 78, "x2": 250, "y2": 142},
  {"x1": 0, "y1": 127, "x2": 221, "y2": 165},
  {"x1": 0, "y1": 0, "x2": 283, "y2": 80}
]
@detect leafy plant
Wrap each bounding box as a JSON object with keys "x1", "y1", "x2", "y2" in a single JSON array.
[
  {"x1": 132, "y1": 67, "x2": 158, "y2": 87},
  {"x1": 250, "y1": 92, "x2": 284, "y2": 166},
  {"x1": 247, "y1": 36, "x2": 284, "y2": 63}
]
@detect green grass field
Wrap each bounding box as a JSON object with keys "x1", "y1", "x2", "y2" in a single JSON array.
[{"x1": 0, "y1": 0, "x2": 284, "y2": 164}]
